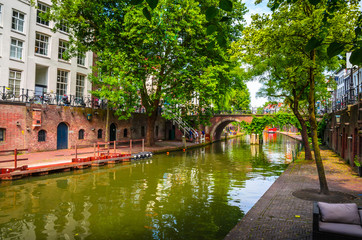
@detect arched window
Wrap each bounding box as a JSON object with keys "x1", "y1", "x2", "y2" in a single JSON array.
[
  {"x1": 78, "y1": 129, "x2": 85, "y2": 140},
  {"x1": 38, "y1": 130, "x2": 46, "y2": 142},
  {"x1": 97, "y1": 129, "x2": 103, "y2": 139}
]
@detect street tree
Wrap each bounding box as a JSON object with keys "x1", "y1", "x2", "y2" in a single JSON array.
[
  {"x1": 235, "y1": 0, "x2": 359, "y2": 194},
  {"x1": 45, "y1": 0, "x2": 247, "y2": 146}
]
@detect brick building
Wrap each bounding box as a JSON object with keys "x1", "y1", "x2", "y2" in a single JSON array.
[{"x1": 0, "y1": 103, "x2": 167, "y2": 152}]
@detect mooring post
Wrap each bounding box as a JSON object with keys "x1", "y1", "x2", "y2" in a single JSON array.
[
  {"x1": 14, "y1": 149, "x2": 17, "y2": 168},
  {"x1": 142, "y1": 139, "x2": 144, "y2": 152}
]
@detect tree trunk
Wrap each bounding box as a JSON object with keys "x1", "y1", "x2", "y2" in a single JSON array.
[
  {"x1": 145, "y1": 107, "x2": 157, "y2": 147},
  {"x1": 309, "y1": 49, "x2": 329, "y2": 194},
  {"x1": 293, "y1": 109, "x2": 312, "y2": 160},
  {"x1": 105, "y1": 106, "x2": 110, "y2": 142}
]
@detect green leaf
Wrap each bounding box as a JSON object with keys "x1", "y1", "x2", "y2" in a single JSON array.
[
  {"x1": 270, "y1": 3, "x2": 279, "y2": 11},
  {"x1": 206, "y1": 7, "x2": 219, "y2": 21},
  {"x1": 130, "y1": 0, "x2": 143, "y2": 5},
  {"x1": 327, "y1": 42, "x2": 345, "y2": 58},
  {"x1": 207, "y1": 25, "x2": 217, "y2": 35},
  {"x1": 355, "y1": 27, "x2": 362, "y2": 37},
  {"x1": 217, "y1": 33, "x2": 226, "y2": 47},
  {"x1": 219, "y1": 0, "x2": 233, "y2": 12},
  {"x1": 207, "y1": 41, "x2": 215, "y2": 50},
  {"x1": 220, "y1": 16, "x2": 231, "y2": 22},
  {"x1": 308, "y1": 0, "x2": 320, "y2": 5},
  {"x1": 146, "y1": 0, "x2": 158, "y2": 9},
  {"x1": 143, "y1": 7, "x2": 151, "y2": 21},
  {"x1": 305, "y1": 37, "x2": 322, "y2": 52},
  {"x1": 349, "y1": 48, "x2": 362, "y2": 66}
]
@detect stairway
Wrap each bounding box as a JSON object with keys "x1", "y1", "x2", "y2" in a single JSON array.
[{"x1": 162, "y1": 108, "x2": 199, "y2": 139}]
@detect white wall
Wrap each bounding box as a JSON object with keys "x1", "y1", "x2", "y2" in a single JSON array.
[{"x1": 0, "y1": 0, "x2": 92, "y2": 97}]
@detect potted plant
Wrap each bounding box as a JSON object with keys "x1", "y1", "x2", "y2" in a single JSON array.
[{"x1": 354, "y1": 156, "x2": 362, "y2": 177}]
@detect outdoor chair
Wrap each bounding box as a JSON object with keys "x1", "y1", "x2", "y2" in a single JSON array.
[{"x1": 313, "y1": 202, "x2": 362, "y2": 239}]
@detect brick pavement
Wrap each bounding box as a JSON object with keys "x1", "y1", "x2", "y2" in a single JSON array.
[{"x1": 225, "y1": 135, "x2": 362, "y2": 240}]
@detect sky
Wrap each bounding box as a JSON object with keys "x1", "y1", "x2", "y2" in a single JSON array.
[{"x1": 242, "y1": 0, "x2": 271, "y2": 108}]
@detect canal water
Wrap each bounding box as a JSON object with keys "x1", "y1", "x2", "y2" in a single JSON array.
[{"x1": 0, "y1": 134, "x2": 300, "y2": 240}]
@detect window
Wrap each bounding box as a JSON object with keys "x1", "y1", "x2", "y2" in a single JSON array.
[
  {"x1": 77, "y1": 53, "x2": 85, "y2": 66},
  {"x1": 78, "y1": 129, "x2": 84, "y2": 140},
  {"x1": 10, "y1": 38, "x2": 23, "y2": 60},
  {"x1": 37, "y1": 2, "x2": 50, "y2": 26},
  {"x1": 58, "y1": 40, "x2": 68, "y2": 60},
  {"x1": 0, "y1": 128, "x2": 5, "y2": 142},
  {"x1": 9, "y1": 70, "x2": 21, "y2": 96},
  {"x1": 57, "y1": 70, "x2": 68, "y2": 96},
  {"x1": 35, "y1": 33, "x2": 49, "y2": 56},
  {"x1": 59, "y1": 21, "x2": 68, "y2": 33},
  {"x1": 38, "y1": 130, "x2": 46, "y2": 142},
  {"x1": 141, "y1": 126, "x2": 145, "y2": 137},
  {"x1": 76, "y1": 74, "x2": 85, "y2": 98},
  {"x1": 12, "y1": 10, "x2": 25, "y2": 32},
  {"x1": 123, "y1": 128, "x2": 128, "y2": 138},
  {"x1": 97, "y1": 129, "x2": 102, "y2": 139}
]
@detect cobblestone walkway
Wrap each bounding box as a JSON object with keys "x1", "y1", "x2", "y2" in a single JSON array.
[{"x1": 225, "y1": 145, "x2": 362, "y2": 240}]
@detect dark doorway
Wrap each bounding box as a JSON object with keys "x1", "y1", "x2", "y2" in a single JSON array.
[
  {"x1": 57, "y1": 122, "x2": 68, "y2": 149},
  {"x1": 169, "y1": 125, "x2": 175, "y2": 140},
  {"x1": 110, "y1": 123, "x2": 117, "y2": 141}
]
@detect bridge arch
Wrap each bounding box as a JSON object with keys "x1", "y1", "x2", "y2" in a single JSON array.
[{"x1": 210, "y1": 117, "x2": 242, "y2": 142}]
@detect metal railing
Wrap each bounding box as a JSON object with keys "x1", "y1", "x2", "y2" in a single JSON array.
[{"x1": 0, "y1": 86, "x2": 107, "y2": 109}]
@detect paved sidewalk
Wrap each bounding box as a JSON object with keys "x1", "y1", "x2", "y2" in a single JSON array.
[
  {"x1": 0, "y1": 140, "x2": 199, "y2": 169},
  {"x1": 225, "y1": 135, "x2": 362, "y2": 239}
]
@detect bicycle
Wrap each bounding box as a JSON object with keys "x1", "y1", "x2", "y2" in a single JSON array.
[{"x1": 0, "y1": 87, "x2": 15, "y2": 101}]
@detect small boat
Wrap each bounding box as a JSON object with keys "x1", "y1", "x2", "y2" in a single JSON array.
[{"x1": 267, "y1": 127, "x2": 277, "y2": 133}]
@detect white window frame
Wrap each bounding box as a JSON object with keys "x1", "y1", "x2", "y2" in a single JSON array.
[
  {"x1": 37, "y1": 2, "x2": 50, "y2": 26},
  {"x1": 57, "y1": 69, "x2": 68, "y2": 96},
  {"x1": 76, "y1": 74, "x2": 85, "y2": 98},
  {"x1": 12, "y1": 10, "x2": 25, "y2": 32},
  {"x1": 9, "y1": 70, "x2": 21, "y2": 96},
  {"x1": 58, "y1": 40, "x2": 68, "y2": 60},
  {"x1": 59, "y1": 21, "x2": 69, "y2": 33},
  {"x1": 10, "y1": 38, "x2": 23, "y2": 60},
  {"x1": 0, "y1": 5, "x2": 3, "y2": 27},
  {"x1": 35, "y1": 32, "x2": 49, "y2": 56},
  {"x1": 77, "y1": 53, "x2": 85, "y2": 66}
]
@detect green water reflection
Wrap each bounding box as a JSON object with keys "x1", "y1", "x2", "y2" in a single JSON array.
[{"x1": 0, "y1": 134, "x2": 300, "y2": 240}]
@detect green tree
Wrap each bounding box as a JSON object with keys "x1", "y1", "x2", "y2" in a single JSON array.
[
  {"x1": 236, "y1": 0, "x2": 359, "y2": 194},
  {"x1": 46, "y1": 0, "x2": 246, "y2": 146}
]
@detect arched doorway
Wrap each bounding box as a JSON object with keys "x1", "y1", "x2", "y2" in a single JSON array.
[
  {"x1": 57, "y1": 122, "x2": 68, "y2": 149},
  {"x1": 110, "y1": 123, "x2": 117, "y2": 141}
]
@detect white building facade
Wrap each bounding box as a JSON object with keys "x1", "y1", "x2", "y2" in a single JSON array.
[{"x1": 0, "y1": 0, "x2": 92, "y2": 100}]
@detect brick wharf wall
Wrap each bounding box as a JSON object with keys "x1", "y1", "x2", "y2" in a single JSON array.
[
  {"x1": 324, "y1": 103, "x2": 362, "y2": 165},
  {"x1": 0, "y1": 103, "x2": 166, "y2": 152}
]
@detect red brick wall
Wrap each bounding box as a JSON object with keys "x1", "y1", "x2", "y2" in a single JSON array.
[
  {"x1": 0, "y1": 103, "x2": 166, "y2": 152},
  {"x1": 0, "y1": 103, "x2": 27, "y2": 151}
]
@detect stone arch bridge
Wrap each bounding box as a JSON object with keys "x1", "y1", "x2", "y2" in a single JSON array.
[{"x1": 205, "y1": 114, "x2": 264, "y2": 142}]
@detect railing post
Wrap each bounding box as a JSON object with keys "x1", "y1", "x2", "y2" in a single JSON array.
[
  {"x1": 142, "y1": 139, "x2": 144, "y2": 152},
  {"x1": 14, "y1": 149, "x2": 17, "y2": 168},
  {"x1": 93, "y1": 143, "x2": 96, "y2": 159},
  {"x1": 130, "y1": 140, "x2": 132, "y2": 155},
  {"x1": 114, "y1": 141, "x2": 116, "y2": 154},
  {"x1": 75, "y1": 144, "x2": 78, "y2": 159},
  {"x1": 97, "y1": 143, "x2": 100, "y2": 159}
]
